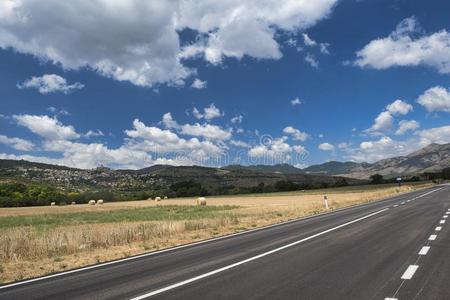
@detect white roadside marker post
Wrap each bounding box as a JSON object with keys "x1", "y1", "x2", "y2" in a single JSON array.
[{"x1": 324, "y1": 195, "x2": 329, "y2": 210}]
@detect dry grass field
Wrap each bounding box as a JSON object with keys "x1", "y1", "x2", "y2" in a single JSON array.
[{"x1": 0, "y1": 182, "x2": 433, "y2": 283}]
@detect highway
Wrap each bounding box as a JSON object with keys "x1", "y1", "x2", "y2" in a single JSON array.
[{"x1": 0, "y1": 185, "x2": 449, "y2": 300}]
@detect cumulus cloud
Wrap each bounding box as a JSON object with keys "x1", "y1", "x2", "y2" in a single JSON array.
[
  {"x1": 17, "y1": 74, "x2": 84, "y2": 94},
  {"x1": 290, "y1": 97, "x2": 302, "y2": 106},
  {"x1": 416, "y1": 125, "x2": 450, "y2": 145},
  {"x1": 192, "y1": 104, "x2": 223, "y2": 120},
  {"x1": 0, "y1": 0, "x2": 338, "y2": 87},
  {"x1": 248, "y1": 137, "x2": 292, "y2": 161},
  {"x1": 369, "y1": 111, "x2": 394, "y2": 132},
  {"x1": 283, "y1": 126, "x2": 309, "y2": 141},
  {"x1": 347, "y1": 136, "x2": 411, "y2": 162},
  {"x1": 354, "y1": 17, "x2": 450, "y2": 74},
  {"x1": 395, "y1": 120, "x2": 420, "y2": 135},
  {"x1": 180, "y1": 123, "x2": 232, "y2": 141},
  {"x1": 366, "y1": 99, "x2": 413, "y2": 133},
  {"x1": 191, "y1": 78, "x2": 207, "y2": 89},
  {"x1": 318, "y1": 142, "x2": 334, "y2": 151},
  {"x1": 13, "y1": 114, "x2": 80, "y2": 140},
  {"x1": 0, "y1": 134, "x2": 34, "y2": 151},
  {"x1": 162, "y1": 112, "x2": 232, "y2": 141},
  {"x1": 386, "y1": 99, "x2": 413, "y2": 115},
  {"x1": 417, "y1": 86, "x2": 450, "y2": 113},
  {"x1": 345, "y1": 125, "x2": 450, "y2": 162}
]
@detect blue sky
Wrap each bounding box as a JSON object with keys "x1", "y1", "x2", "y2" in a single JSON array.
[{"x1": 1, "y1": 0, "x2": 450, "y2": 169}]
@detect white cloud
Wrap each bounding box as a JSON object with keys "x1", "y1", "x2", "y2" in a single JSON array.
[
  {"x1": 416, "y1": 125, "x2": 450, "y2": 145},
  {"x1": 161, "y1": 112, "x2": 232, "y2": 141},
  {"x1": 319, "y1": 133, "x2": 324, "y2": 138},
  {"x1": 395, "y1": 120, "x2": 420, "y2": 135},
  {"x1": 191, "y1": 78, "x2": 207, "y2": 89},
  {"x1": 369, "y1": 111, "x2": 394, "y2": 132},
  {"x1": 293, "y1": 145, "x2": 307, "y2": 154},
  {"x1": 347, "y1": 136, "x2": 412, "y2": 162},
  {"x1": 290, "y1": 97, "x2": 302, "y2": 106},
  {"x1": 0, "y1": 134, "x2": 34, "y2": 151},
  {"x1": 84, "y1": 129, "x2": 104, "y2": 138},
  {"x1": 13, "y1": 114, "x2": 80, "y2": 140},
  {"x1": 367, "y1": 99, "x2": 412, "y2": 133},
  {"x1": 180, "y1": 123, "x2": 232, "y2": 141},
  {"x1": 386, "y1": 99, "x2": 413, "y2": 115},
  {"x1": 302, "y1": 33, "x2": 317, "y2": 46},
  {"x1": 304, "y1": 53, "x2": 319, "y2": 68},
  {"x1": 417, "y1": 86, "x2": 450, "y2": 113},
  {"x1": 318, "y1": 142, "x2": 334, "y2": 151},
  {"x1": 0, "y1": 0, "x2": 338, "y2": 87},
  {"x1": 2, "y1": 114, "x2": 235, "y2": 168},
  {"x1": 231, "y1": 115, "x2": 243, "y2": 124},
  {"x1": 337, "y1": 142, "x2": 350, "y2": 149},
  {"x1": 354, "y1": 17, "x2": 450, "y2": 74},
  {"x1": 230, "y1": 140, "x2": 250, "y2": 148},
  {"x1": 17, "y1": 74, "x2": 84, "y2": 94},
  {"x1": 283, "y1": 126, "x2": 309, "y2": 141},
  {"x1": 248, "y1": 137, "x2": 292, "y2": 161},
  {"x1": 192, "y1": 104, "x2": 223, "y2": 120}
]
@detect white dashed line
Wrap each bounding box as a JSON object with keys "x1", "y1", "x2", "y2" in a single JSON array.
[
  {"x1": 393, "y1": 205, "x2": 399, "y2": 207},
  {"x1": 385, "y1": 298, "x2": 398, "y2": 300},
  {"x1": 429, "y1": 234, "x2": 437, "y2": 241},
  {"x1": 407, "y1": 200, "x2": 411, "y2": 203},
  {"x1": 401, "y1": 265, "x2": 419, "y2": 280},
  {"x1": 401, "y1": 202, "x2": 406, "y2": 205},
  {"x1": 444, "y1": 215, "x2": 448, "y2": 218},
  {"x1": 418, "y1": 246, "x2": 430, "y2": 256},
  {"x1": 435, "y1": 226, "x2": 442, "y2": 231},
  {"x1": 440, "y1": 220, "x2": 446, "y2": 224}
]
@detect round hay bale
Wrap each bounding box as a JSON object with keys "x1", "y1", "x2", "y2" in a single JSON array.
[
  {"x1": 197, "y1": 197, "x2": 206, "y2": 206},
  {"x1": 155, "y1": 197, "x2": 161, "y2": 202},
  {"x1": 88, "y1": 200, "x2": 96, "y2": 205},
  {"x1": 97, "y1": 199, "x2": 104, "y2": 205},
  {"x1": 71, "y1": 201, "x2": 76, "y2": 205},
  {"x1": 50, "y1": 202, "x2": 56, "y2": 206}
]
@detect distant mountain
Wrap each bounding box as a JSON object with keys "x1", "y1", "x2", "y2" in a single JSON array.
[
  {"x1": 347, "y1": 143, "x2": 450, "y2": 179},
  {"x1": 300, "y1": 161, "x2": 372, "y2": 175},
  {"x1": 222, "y1": 164, "x2": 304, "y2": 174},
  {"x1": 0, "y1": 159, "x2": 362, "y2": 194}
]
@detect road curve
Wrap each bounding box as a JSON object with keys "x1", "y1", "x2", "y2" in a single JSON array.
[{"x1": 1, "y1": 186, "x2": 449, "y2": 300}]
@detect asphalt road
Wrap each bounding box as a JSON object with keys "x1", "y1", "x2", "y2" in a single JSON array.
[{"x1": 1, "y1": 185, "x2": 449, "y2": 300}]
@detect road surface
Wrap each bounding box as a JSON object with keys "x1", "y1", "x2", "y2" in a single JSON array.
[{"x1": 1, "y1": 185, "x2": 449, "y2": 300}]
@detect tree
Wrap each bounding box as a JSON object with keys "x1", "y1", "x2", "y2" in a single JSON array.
[{"x1": 370, "y1": 174, "x2": 384, "y2": 184}]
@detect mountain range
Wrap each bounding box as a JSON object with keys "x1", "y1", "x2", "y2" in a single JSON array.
[{"x1": 242, "y1": 143, "x2": 450, "y2": 179}]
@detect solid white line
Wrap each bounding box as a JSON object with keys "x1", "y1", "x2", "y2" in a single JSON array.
[
  {"x1": 429, "y1": 234, "x2": 437, "y2": 241},
  {"x1": 418, "y1": 246, "x2": 430, "y2": 255},
  {"x1": 435, "y1": 226, "x2": 442, "y2": 231},
  {"x1": 401, "y1": 265, "x2": 419, "y2": 280},
  {"x1": 440, "y1": 220, "x2": 446, "y2": 224},
  {"x1": 129, "y1": 208, "x2": 389, "y2": 300}
]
